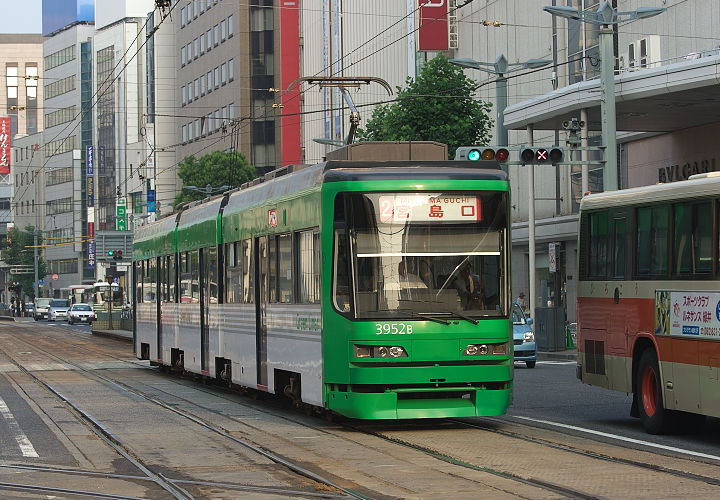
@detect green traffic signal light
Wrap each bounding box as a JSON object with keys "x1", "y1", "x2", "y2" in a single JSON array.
[{"x1": 107, "y1": 250, "x2": 115, "y2": 257}]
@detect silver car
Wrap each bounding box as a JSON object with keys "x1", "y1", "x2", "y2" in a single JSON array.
[
  {"x1": 67, "y1": 303, "x2": 96, "y2": 324},
  {"x1": 48, "y1": 299, "x2": 71, "y2": 321}
]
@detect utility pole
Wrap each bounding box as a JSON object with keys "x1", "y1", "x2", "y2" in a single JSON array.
[{"x1": 33, "y1": 229, "x2": 38, "y2": 298}]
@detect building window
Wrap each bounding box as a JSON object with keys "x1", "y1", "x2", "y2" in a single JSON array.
[
  {"x1": 221, "y1": 19, "x2": 226, "y2": 41},
  {"x1": 181, "y1": 6, "x2": 186, "y2": 26},
  {"x1": 200, "y1": 75, "x2": 206, "y2": 96},
  {"x1": 194, "y1": 79, "x2": 199, "y2": 99},
  {"x1": 193, "y1": 38, "x2": 198, "y2": 59},
  {"x1": 181, "y1": 85, "x2": 186, "y2": 105},
  {"x1": 228, "y1": 15, "x2": 234, "y2": 37},
  {"x1": 182, "y1": 124, "x2": 187, "y2": 143},
  {"x1": 214, "y1": 25, "x2": 219, "y2": 46},
  {"x1": 221, "y1": 63, "x2": 226, "y2": 85},
  {"x1": 200, "y1": 35, "x2": 205, "y2": 54},
  {"x1": 181, "y1": 46, "x2": 186, "y2": 66},
  {"x1": 206, "y1": 30, "x2": 212, "y2": 51},
  {"x1": 214, "y1": 67, "x2": 219, "y2": 89},
  {"x1": 44, "y1": 45, "x2": 75, "y2": 71},
  {"x1": 228, "y1": 59, "x2": 234, "y2": 82},
  {"x1": 194, "y1": 119, "x2": 200, "y2": 139},
  {"x1": 229, "y1": 103, "x2": 235, "y2": 120},
  {"x1": 44, "y1": 75, "x2": 75, "y2": 100},
  {"x1": 214, "y1": 109, "x2": 219, "y2": 131},
  {"x1": 206, "y1": 71, "x2": 212, "y2": 92}
]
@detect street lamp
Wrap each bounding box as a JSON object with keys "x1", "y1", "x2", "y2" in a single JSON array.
[
  {"x1": 450, "y1": 54, "x2": 551, "y2": 147},
  {"x1": 313, "y1": 138, "x2": 346, "y2": 147},
  {"x1": 183, "y1": 184, "x2": 231, "y2": 196},
  {"x1": 544, "y1": 1, "x2": 665, "y2": 191}
]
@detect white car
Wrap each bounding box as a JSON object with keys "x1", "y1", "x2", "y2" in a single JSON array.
[
  {"x1": 67, "y1": 303, "x2": 96, "y2": 324},
  {"x1": 48, "y1": 299, "x2": 71, "y2": 321}
]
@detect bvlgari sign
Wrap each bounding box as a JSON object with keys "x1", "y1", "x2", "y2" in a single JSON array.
[{"x1": 658, "y1": 157, "x2": 717, "y2": 182}]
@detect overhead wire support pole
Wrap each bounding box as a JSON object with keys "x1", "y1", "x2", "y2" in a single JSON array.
[{"x1": 285, "y1": 76, "x2": 392, "y2": 145}]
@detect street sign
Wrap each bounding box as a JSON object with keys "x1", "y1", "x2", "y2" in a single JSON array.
[{"x1": 9, "y1": 266, "x2": 33, "y2": 275}]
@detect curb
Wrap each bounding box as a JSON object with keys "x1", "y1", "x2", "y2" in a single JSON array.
[{"x1": 92, "y1": 329, "x2": 133, "y2": 342}]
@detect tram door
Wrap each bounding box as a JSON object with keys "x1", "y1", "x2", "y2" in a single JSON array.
[
  {"x1": 200, "y1": 248, "x2": 209, "y2": 374},
  {"x1": 255, "y1": 236, "x2": 268, "y2": 389}
]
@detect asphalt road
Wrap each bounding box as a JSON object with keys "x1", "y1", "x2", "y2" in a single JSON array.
[{"x1": 508, "y1": 360, "x2": 720, "y2": 461}]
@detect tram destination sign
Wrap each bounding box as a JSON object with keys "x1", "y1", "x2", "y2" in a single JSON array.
[{"x1": 378, "y1": 194, "x2": 481, "y2": 223}]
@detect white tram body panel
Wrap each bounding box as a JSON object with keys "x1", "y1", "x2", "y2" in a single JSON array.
[{"x1": 266, "y1": 304, "x2": 323, "y2": 406}]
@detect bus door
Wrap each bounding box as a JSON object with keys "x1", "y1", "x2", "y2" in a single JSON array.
[
  {"x1": 255, "y1": 236, "x2": 268, "y2": 389},
  {"x1": 608, "y1": 213, "x2": 631, "y2": 356}
]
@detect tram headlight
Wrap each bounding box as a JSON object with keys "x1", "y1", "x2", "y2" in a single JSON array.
[
  {"x1": 354, "y1": 345, "x2": 408, "y2": 359},
  {"x1": 524, "y1": 331, "x2": 535, "y2": 343},
  {"x1": 463, "y1": 343, "x2": 508, "y2": 356}
]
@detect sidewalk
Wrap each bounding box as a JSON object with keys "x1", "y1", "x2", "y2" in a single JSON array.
[
  {"x1": 92, "y1": 328, "x2": 133, "y2": 342},
  {"x1": 537, "y1": 348, "x2": 577, "y2": 361}
]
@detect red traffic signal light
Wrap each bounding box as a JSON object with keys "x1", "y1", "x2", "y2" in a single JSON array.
[
  {"x1": 520, "y1": 146, "x2": 564, "y2": 164},
  {"x1": 113, "y1": 250, "x2": 123, "y2": 261}
]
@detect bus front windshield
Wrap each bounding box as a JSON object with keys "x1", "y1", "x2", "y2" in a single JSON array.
[{"x1": 333, "y1": 192, "x2": 508, "y2": 319}]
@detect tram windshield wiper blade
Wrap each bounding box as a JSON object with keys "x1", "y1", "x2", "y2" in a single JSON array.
[
  {"x1": 415, "y1": 312, "x2": 451, "y2": 325},
  {"x1": 446, "y1": 310, "x2": 479, "y2": 325}
]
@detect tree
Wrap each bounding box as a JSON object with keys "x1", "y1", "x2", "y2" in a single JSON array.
[
  {"x1": 3, "y1": 226, "x2": 48, "y2": 300},
  {"x1": 357, "y1": 54, "x2": 494, "y2": 158},
  {"x1": 173, "y1": 150, "x2": 258, "y2": 208}
]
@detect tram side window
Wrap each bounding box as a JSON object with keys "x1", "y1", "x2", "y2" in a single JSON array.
[
  {"x1": 205, "y1": 246, "x2": 218, "y2": 303},
  {"x1": 226, "y1": 242, "x2": 242, "y2": 303},
  {"x1": 268, "y1": 236, "x2": 278, "y2": 302},
  {"x1": 268, "y1": 234, "x2": 293, "y2": 303},
  {"x1": 180, "y1": 252, "x2": 199, "y2": 303},
  {"x1": 297, "y1": 229, "x2": 320, "y2": 304},
  {"x1": 674, "y1": 202, "x2": 712, "y2": 276},
  {"x1": 278, "y1": 234, "x2": 293, "y2": 303},
  {"x1": 167, "y1": 255, "x2": 177, "y2": 303},
  {"x1": 159, "y1": 256, "x2": 168, "y2": 302},
  {"x1": 588, "y1": 212, "x2": 608, "y2": 278},
  {"x1": 145, "y1": 258, "x2": 157, "y2": 302},
  {"x1": 636, "y1": 205, "x2": 669, "y2": 277},
  {"x1": 135, "y1": 261, "x2": 143, "y2": 304},
  {"x1": 242, "y1": 239, "x2": 254, "y2": 303}
]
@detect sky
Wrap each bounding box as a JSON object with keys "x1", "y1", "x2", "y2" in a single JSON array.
[{"x1": 0, "y1": 0, "x2": 42, "y2": 34}]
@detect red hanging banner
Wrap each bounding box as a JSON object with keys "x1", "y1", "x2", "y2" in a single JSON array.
[
  {"x1": 0, "y1": 117, "x2": 10, "y2": 174},
  {"x1": 418, "y1": 0, "x2": 449, "y2": 51}
]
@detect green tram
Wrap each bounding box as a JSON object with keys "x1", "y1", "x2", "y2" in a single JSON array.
[{"x1": 133, "y1": 157, "x2": 513, "y2": 419}]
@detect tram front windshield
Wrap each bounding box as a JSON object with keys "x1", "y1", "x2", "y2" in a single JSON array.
[{"x1": 333, "y1": 192, "x2": 508, "y2": 319}]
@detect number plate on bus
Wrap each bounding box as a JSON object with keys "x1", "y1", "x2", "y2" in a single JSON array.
[{"x1": 375, "y1": 323, "x2": 413, "y2": 335}]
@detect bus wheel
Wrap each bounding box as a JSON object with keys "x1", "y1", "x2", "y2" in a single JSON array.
[{"x1": 636, "y1": 349, "x2": 671, "y2": 434}]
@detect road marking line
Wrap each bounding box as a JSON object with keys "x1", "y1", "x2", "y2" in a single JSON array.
[
  {"x1": 0, "y1": 396, "x2": 39, "y2": 458},
  {"x1": 515, "y1": 416, "x2": 720, "y2": 461}
]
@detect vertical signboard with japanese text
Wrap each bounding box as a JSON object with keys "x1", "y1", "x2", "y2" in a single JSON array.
[
  {"x1": 87, "y1": 145, "x2": 95, "y2": 269},
  {"x1": 0, "y1": 117, "x2": 10, "y2": 174},
  {"x1": 418, "y1": 0, "x2": 448, "y2": 51}
]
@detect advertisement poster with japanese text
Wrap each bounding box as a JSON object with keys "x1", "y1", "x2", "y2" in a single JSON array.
[{"x1": 655, "y1": 290, "x2": 720, "y2": 339}]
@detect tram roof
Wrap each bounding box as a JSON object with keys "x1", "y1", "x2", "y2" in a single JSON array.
[{"x1": 580, "y1": 173, "x2": 720, "y2": 211}]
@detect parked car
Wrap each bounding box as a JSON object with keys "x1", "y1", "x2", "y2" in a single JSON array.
[
  {"x1": 47, "y1": 299, "x2": 71, "y2": 322},
  {"x1": 512, "y1": 302, "x2": 537, "y2": 368},
  {"x1": 24, "y1": 303, "x2": 35, "y2": 316},
  {"x1": 67, "y1": 303, "x2": 96, "y2": 324},
  {"x1": 34, "y1": 297, "x2": 53, "y2": 321}
]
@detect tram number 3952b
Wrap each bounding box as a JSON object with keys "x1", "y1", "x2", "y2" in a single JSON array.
[{"x1": 376, "y1": 323, "x2": 413, "y2": 335}]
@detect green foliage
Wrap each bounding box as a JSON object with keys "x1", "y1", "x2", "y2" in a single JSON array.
[
  {"x1": 3, "y1": 226, "x2": 48, "y2": 300},
  {"x1": 357, "y1": 54, "x2": 493, "y2": 157},
  {"x1": 173, "y1": 150, "x2": 258, "y2": 208}
]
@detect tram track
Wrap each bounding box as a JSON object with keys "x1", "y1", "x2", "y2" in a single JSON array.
[
  {"x1": 0, "y1": 327, "x2": 367, "y2": 500},
  {"x1": 453, "y1": 417, "x2": 720, "y2": 486},
  {"x1": 6, "y1": 323, "x2": 720, "y2": 498}
]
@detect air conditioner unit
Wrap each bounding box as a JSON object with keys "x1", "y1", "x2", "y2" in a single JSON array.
[{"x1": 635, "y1": 35, "x2": 661, "y2": 69}]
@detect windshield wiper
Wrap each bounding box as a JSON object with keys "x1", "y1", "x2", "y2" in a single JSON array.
[
  {"x1": 418, "y1": 311, "x2": 479, "y2": 325},
  {"x1": 415, "y1": 312, "x2": 451, "y2": 325}
]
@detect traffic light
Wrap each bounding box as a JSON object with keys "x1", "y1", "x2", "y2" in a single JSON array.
[
  {"x1": 107, "y1": 249, "x2": 115, "y2": 258},
  {"x1": 520, "y1": 146, "x2": 564, "y2": 164},
  {"x1": 113, "y1": 250, "x2": 123, "y2": 261},
  {"x1": 455, "y1": 147, "x2": 510, "y2": 163}
]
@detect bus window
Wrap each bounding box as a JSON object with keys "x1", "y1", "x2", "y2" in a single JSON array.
[
  {"x1": 612, "y1": 218, "x2": 627, "y2": 279},
  {"x1": 636, "y1": 205, "x2": 669, "y2": 277},
  {"x1": 588, "y1": 211, "x2": 608, "y2": 279},
  {"x1": 674, "y1": 202, "x2": 712, "y2": 275}
]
